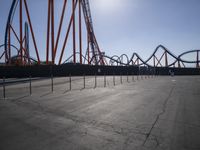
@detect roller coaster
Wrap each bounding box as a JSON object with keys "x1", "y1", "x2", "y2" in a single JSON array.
[{"x1": 0, "y1": 0, "x2": 200, "y2": 68}]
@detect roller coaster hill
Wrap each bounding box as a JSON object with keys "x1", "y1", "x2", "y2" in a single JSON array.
[{"x1": 0, "y1": 0, "x2": 200, "y2": 77}]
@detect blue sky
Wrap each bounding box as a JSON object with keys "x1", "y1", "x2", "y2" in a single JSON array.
[{"x1": 0, "y1": 0, "x2": 200, "y2": 64}]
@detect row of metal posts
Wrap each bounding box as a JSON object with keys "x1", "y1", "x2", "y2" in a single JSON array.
[{"x1": 1, "y1": 73, "x2": 155, "y2": 99}]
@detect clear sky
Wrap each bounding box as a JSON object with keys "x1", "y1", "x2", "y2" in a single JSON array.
[{"x1": 0, "y1": 0, "x2": 200, "y2": 63}]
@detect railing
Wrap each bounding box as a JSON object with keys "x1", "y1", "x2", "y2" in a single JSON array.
[{"x1": 0, "y1": 73, "x2": 156, "y2": 100}]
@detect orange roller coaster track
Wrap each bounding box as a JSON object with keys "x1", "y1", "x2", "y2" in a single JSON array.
[
  {"x1": 0, "y1": 0, "x2": 199, "y2": 68},
  {"x1": 2, "y1": 0, "x2": 105, "y2": 66}
]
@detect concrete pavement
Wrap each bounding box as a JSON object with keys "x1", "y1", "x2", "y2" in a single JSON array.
[{"x1": 0, "y1": 76, "x2": 200, "y2": 150}]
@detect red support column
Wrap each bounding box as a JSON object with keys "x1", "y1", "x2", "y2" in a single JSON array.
[
  {"x1": 8, "y1": 24, "x2": 11, "y2": 64},
  {"x1": 46, "y1": 0, "x2": 51, "y2": 65},
  {"x1": 10, "y1": 25, "x2": 20, "y2": 43},
  {"x1": 87, "y1": 34, "x2": 90, "y2": 64},
  {"x1": 58, "y1": 0, "x2": 78, "y2": 65},
  {"x1": 93, "y1": 34, "x2": 105, "y2": 65},
  {"x1": 79, "y1": 0, "x2": 82, "y2": 64},
  {"x1": 72, "y1": 0, "x2": 76, "y2": 64},
  {"x1": 19, "y1": 0, "x2": 23, "y2": 64},
  {"x1": 24, "y1": 0, "x2": 40, "y2": 64},
  {"x1": 23, "y1": 35, "x2": 26, "y2": 63},
  {"x1": 197, "y1": 51, "x2": 199, "y2": 68},
  {"x1": 51, "y1": 0, "x2": 55, "y2": 64},
  {"x1": 54, "y1": 0, "x2": 68, "y2": 62}
]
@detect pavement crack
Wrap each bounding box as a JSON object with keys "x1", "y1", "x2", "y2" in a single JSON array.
[{"x1": 143, "y1": 85, "x2": 175, "y2": 146}]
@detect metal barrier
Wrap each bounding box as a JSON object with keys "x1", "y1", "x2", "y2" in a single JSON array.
[{"x1": 1, "y1": 74, "x2": 152, "y2": 100}]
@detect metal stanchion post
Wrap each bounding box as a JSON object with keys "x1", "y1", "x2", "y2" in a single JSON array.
[
  {"x1": 113, "y1": 73, "x2": 115, "y2": 86},
  {"x1": 120, "y1": 73, "x2": 122, "y2": 84},
  {"x1": 132, "y1": 72, "x2": 134, "y2": 82},
  {"x1": 127, "y1": 72, "x2": 129, "y2": 82},
  {"x1": 83, "y1": 74, "x2": 85, "y2": 89},
  {"x1": 51, "y1": 74, "x2": 53, "y2": 92},
  {"x1": 29, "y1": 76, "x2": 32, "y2": 95},
  {"x1": 69, "y1": 74, "x2": 72, "y2": 91},
  {"x1": 3, "y1": 77, "x2": 5, "y2": 99},
  {"x1": 94, "y1": 74, "x2": 97, "y2": 88},
  {"x1": 138, "y1": 66, "x2": 140, "y2": 81},
  {"x1": 104, "y1": 74, "x2": 106, "y2": 87}
]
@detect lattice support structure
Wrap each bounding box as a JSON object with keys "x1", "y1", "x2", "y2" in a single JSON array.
[
  {"x1": 2, "y1": 0, "x2": 105, "y2": 66},
  {"x1": 0, "y1": 1, "x2": 199, "y2": 68}
]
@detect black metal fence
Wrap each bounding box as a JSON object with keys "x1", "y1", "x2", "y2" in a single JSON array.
[{"x1": 0, "y1": 64, "x2": 199, "y2": 78}]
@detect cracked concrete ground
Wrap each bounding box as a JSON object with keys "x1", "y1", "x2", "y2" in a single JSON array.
[{"x1": 0, "y1": 76, "x2": 200, "y2": 150}]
